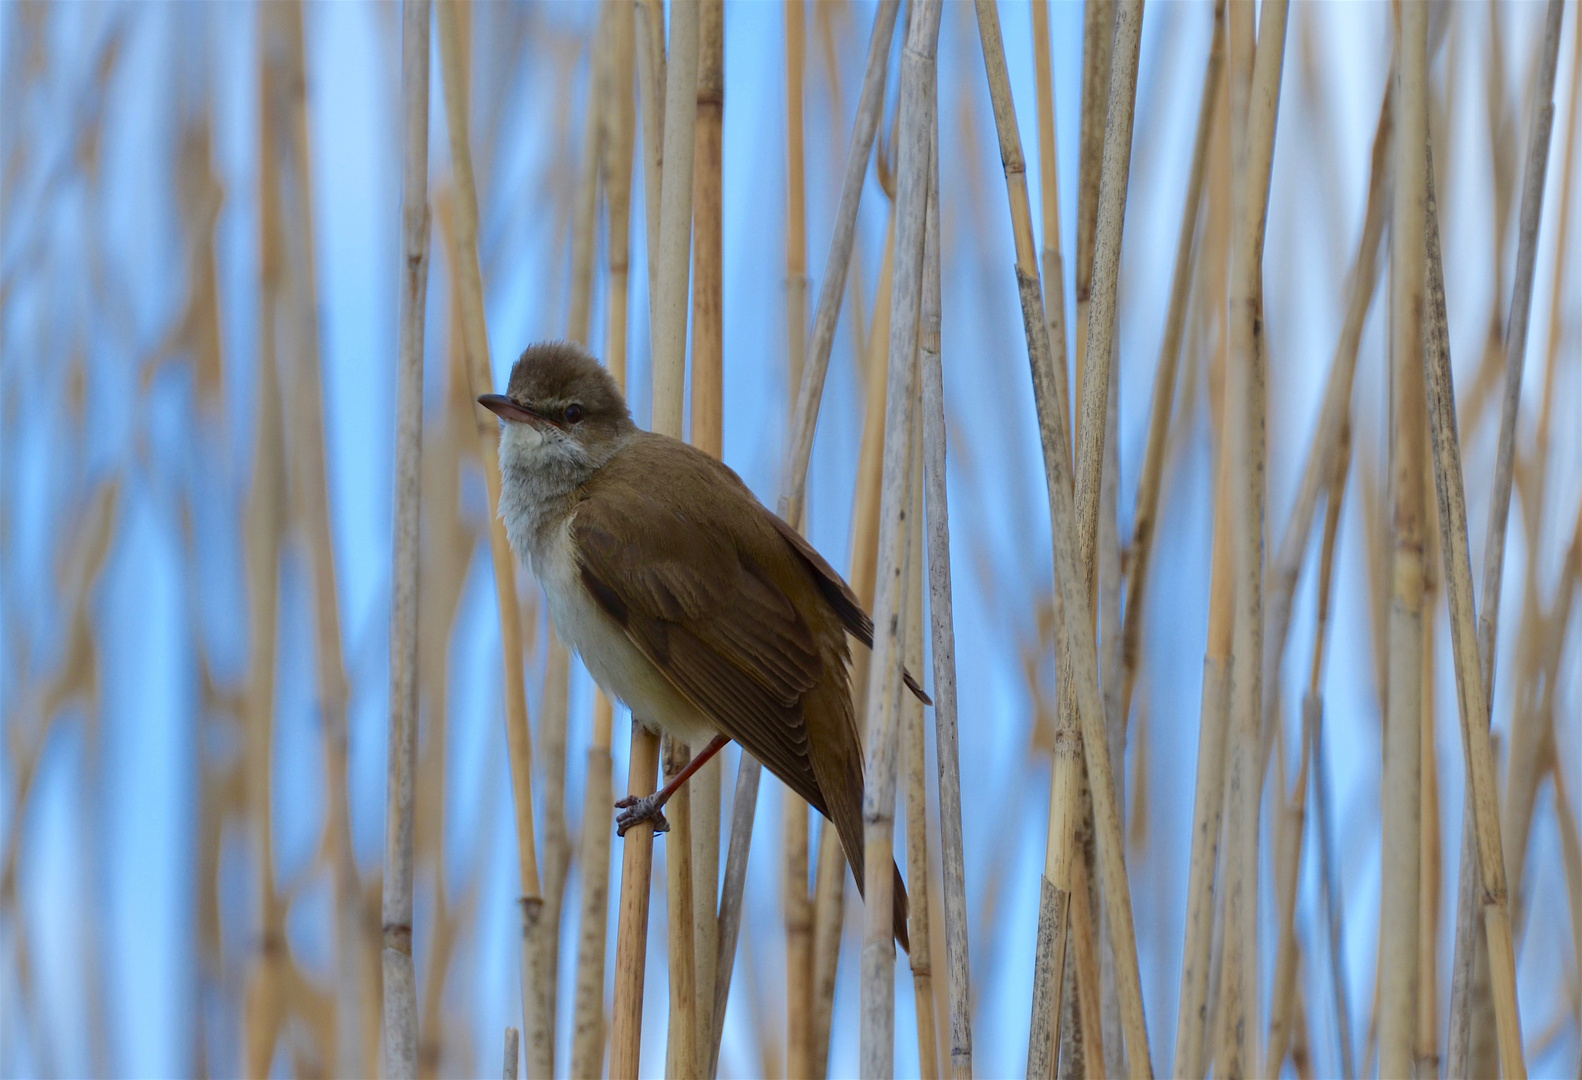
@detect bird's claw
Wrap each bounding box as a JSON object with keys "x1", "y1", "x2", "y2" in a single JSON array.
[{"x1": 615, "y1": 793, "x2": 670, "y2": 836}]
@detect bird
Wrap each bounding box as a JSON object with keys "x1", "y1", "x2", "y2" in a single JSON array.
[{"x1": 479, "y1": 340, "x2": 924, "y2": 951}]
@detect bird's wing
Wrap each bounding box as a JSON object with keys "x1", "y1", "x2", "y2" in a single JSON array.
[{"x1": 570, "y1": 487, "x2": 828, "y2": 813}]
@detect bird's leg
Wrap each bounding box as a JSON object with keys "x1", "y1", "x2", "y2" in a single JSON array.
[{"x1": 615, "y1": 733, "x2": 731, "y2": 836}]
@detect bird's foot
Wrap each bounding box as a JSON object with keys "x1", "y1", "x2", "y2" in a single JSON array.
[{"x1": 614, "y1": 793, "x2": 670, "y2": 836}]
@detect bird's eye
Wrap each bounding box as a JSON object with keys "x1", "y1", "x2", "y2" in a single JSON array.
[{"x1": 563, "y1": 403, "x2": 585, "y2": 424}]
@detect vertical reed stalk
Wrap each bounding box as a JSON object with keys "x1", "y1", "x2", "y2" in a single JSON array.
[
  {"x1": 903, "y1": 409, "x2": 939, "y2": 1080},
  {"x1": 690, "y1": 5, "x2": 725, "y2": 1075},
  {"x1": 503, "y1": 1027, "x2": 519, "y2": 1080},
  {"x1": 1073, "y1": 0, "x2": 1114, "y2": 429},
  {"x1": 782, "y1": 7, "x2": 815, "y2": 1076},
  {"x1": 1031, "y1": 0, "x2": 1072, "y2": 458},
  {"x1": 917, "y1": 109, "x2": 972, "y2": 1080},
  {"x1": 382, "y1": 3, "x2": 430, "y2": 1076},
  {"x1": 247, "y1": 39, "x2": 290, "y2": 1071},
  {"x1": 434, "y1": 5, "x2": 547, "y2": 1074},
  {"x1": 663, "y1": 735, "x2": 698, "y2": 1080},
  {"x1": 860, "y1": 4, "x2": 941, "y2": 1074},
  {"x1": 1379, "y1": 6, "x2": 1429, "y2": 1074},
  {"x1": 1171, "y1": 67, "x2": 1233, "y2": 1077},
  {"x1": 1421, "y1": 137, "x2": 1528, "y2": 1080},
  {"x1": 1217, "y1": 4, "x2": 1287, "y2": 1076}
]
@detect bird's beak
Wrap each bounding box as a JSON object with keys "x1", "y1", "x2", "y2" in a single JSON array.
[{"x1": 477, "y1": 394, "x2": 543, "y2": 425}]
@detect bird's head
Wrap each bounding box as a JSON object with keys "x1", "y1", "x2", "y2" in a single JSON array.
[{"x1": 480, "y1": 342, "x2": 635, "y2": 483}]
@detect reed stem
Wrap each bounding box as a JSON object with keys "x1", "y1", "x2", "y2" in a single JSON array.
[{"x1": 381, "y1": 4, "x2": 430, "y2": 1075}]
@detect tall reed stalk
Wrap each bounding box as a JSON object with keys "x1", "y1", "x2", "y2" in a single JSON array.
[
  {"x1": 859, "y1": 4, "x2": 941, "y2": 1074},
  {"x1": 1378, "y1": 4, "x2": 1429, "y2": 1073},
  {"x1": 690, "y1": 4, "x2": 725, "y2": 1076},
  {"x1": 381, "y1": 2, "x2": 431, "y2": 1076},
  {"x1": 782, "y1": 7, "x2": 816, "y2": 1077}
]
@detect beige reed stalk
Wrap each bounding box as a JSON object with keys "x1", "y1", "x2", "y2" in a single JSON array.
[
  {"x1": 503, "y1": 1027, "x2": 519, "y2": 1080},
  {"x1": 382, "y1": 2, "x2": 431, "y2": 1076},
  {"x1": 903, "y1": 405, "x2": 939, "y2": 1080},
  {"x1": 1072, "y1": 0, "x2": 1114, "y2": 426},
  {"x1": 434, "y1": 6, "x2": 547, "y2": 1075},
  {"x1": 247, "y1": 56, "x2": 290, "y2": 1073},
  {"x1": 1446, "y1": 2, "x2": 1565, "y2": 1068},
  {"x1": 1379, "y1": 6, "x2": 1429, "y2": 1074},
  {"x1": 688, "y1": 5, "x2": 725, "y2": 1075},
  {"x1": 917, "y1": 108, "x2": 972, "y2": 1080},
  {"x1": 568, "y1": 9, "x2": 635, "y2": 1078},
  {"x1": 972, "y1": 0, "x2": 1153, "y2": 1073},
  {"x1": 1030, "y1": 0, "x2": 1072, "y2": 460},
  {"x1": 1068, "y1": 3, "x2": 1150, "y2": 1073},
  {"x1": 1421, "y1": 141, "x2": 1528, "y2": 1080},
  {"x1": 782, "y1": 6, "x2": 815, "y2": 1077},
  {"x1": 635, "y1": 0, "x2": 665, "y2": 313},
  {"x1": 1218, "y1": 3, "x2": 1287, "y2": 1076},
  {"x1": 1120, "y1": 2, "x2": 1225, "y2": 725},
  {"x1": 1171, "y1": 70, "x2": 1233, "y2": 1078},
  {"x1": 859, "y1": 3, "x2": 940, "y2": 1074}
]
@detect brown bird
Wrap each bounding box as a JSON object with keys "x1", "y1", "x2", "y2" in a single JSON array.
[{"x1": 480, "y1": 341, "x2": 923, "y2": 950}]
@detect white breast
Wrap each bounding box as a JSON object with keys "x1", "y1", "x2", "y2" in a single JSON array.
[{"x1": 533, "y1": 516, "x2": 719, "y2": 749}]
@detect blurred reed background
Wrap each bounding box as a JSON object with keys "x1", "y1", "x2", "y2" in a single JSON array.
[{"x1": 1, "y1": 1, "x2": 1578, "y2": 1077}]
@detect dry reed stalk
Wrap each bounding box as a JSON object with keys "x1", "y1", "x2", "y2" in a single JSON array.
[
  {"x1": 1379, "y1": 6, "x2": 1430, "y2": 1074},
  {"x1": 917, "y1": 109, "x2": 972, "y2": 1080},
  {"x1": 1120, "y1": 3, "x2": 1224, "y2": 725},
  {"x1": 903, "y1": 411, "x2": 940, "y2": 1080},
  {"x1": 503, "y1": 1027, "x2": 519, "y2": 1080},
  {"x1": 783, "y1": 0, "x2": 901, "y2": 520},
  {"x1": 568, "y1": 12, "x2": 635, "y2": 1078},
  {"x1": 1066, "y1": 4, "x2": 1147, "y2": 1073},
  {"x1": 1171, "y1": 61, "x2": 1235, "y2": 1080},
  {"x1": 1416, "y1": 553, "x2": 1442, "y2": 1080},
  {"x1": 1030, "y1": 0, "x2": 1072, "y2": 460},
  {"x1": 1065, "y1": 836, "x2": 1107, "y2": 1080},
  {"x1": 634, "y1": 0, "x2": 665, "y2": 313},
  {"x1": 689, "y1": 12, "x2": 725, "y2": 1069},
  {"x1": 782, "y1": 6, "x2": 815, "y2": 1076},
  {"x1": 1216, "y1": 4, "x2": 1287, "y2": 1075},
  {"x1": 663, "y1": 735, "x2": 699, "y2": 1080},
  {"x1": 1264, "y1": 708, "x2": 1310, "y2": 1080},
  {"x1": 246, "y1": 50, "x2": 291, "y2": 1068},
  {"x1": 382, "y1": 4, "x2": 431, "y2": 1076},
  {"x1": 859, "y1": 4, "x2": 940, "y2": 1073},
  {"x1": 1421, "y1": 135, "x2": 1527, "y2": 1080},
  {"x1": 710, "y1": 747, "x2": 762, "y2": 1080},
  {"x1": 973, "y1": 1, "x2": 1151, "y2": 1072},
  {"x1": 433, "y1": 6, "x2": 547, "y2": 1075},
  {"x1": 1072, "y1": 0, "x2": 1114, "y2": 430}
]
